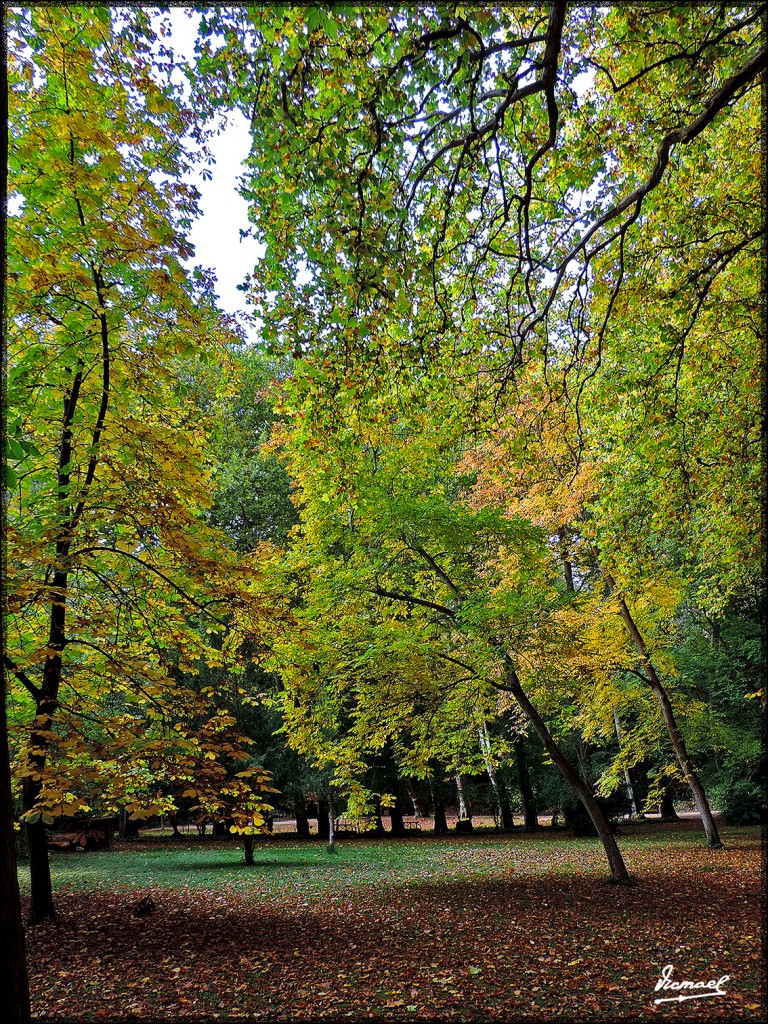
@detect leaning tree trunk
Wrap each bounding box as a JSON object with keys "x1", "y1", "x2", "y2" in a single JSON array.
[
  {"x1": 499, "y1": 654, "x2": 630, "y2": 884},
  {"x1": 2, "y1": 671, "x2": 31, "y2": 1024},
  {"x1": 604, "y1": 574, "x2": 722, "y2": 848}
]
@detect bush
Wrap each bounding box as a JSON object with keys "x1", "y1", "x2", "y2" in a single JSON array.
[{"x1": 713, "y1": 778, "x2": 766, "y2": 826}]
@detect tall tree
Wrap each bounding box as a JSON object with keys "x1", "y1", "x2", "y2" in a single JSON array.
[{"x1": 5, "y1": 7, "x2": 275, "y2": 924}]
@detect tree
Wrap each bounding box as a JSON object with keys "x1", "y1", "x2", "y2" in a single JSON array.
[
  {"x1": 193, "y1": 5, "x2": 763, "y2": 396},
  {"x1": 5, "y1": 7, "x2": 275, "y2": 924},
  {"x1": 188, "y1": 5, "x2": 762, "y2": 854},
  {"x1": 265, "y1": 380, "x2": 631, "y2": 881}
]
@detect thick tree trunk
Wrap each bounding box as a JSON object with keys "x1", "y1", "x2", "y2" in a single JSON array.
[
  {"x1": 389, "y1": 793, "x2": 406, "y2": 837},
  {"x1": 294, "y1": 793, "x2": 311, "y2": 838},
  {"x1": 659, "y1": 784, "x2": 680, "y2": 821},
  {"x1": 601, "y1": 566, "x2": 722, "y2": 848},
  {"x1": 243, "y1": 835, "x2": 255, "y2": 865},
  {"x1": 2, "y1": 675, "x2": 31, "y2": 1024},
  {"x1": 24, "y1": 568, "x2": 68, "y2": 923},
  {"x1": 500, "y1": 656, "x2": 630, "y2": 883},
  {"x1": 513, "y1": 738, "x2": 539, "y2": 830},
  {"x1": 496, "y1": 776, "x2": 515, "y2": 832},
  {"x1": 23, "y1": 808, "x2": 55, "y2": 924},
  {"x1": 430, "y1": 780, "x2": 449, "y2": 835}
]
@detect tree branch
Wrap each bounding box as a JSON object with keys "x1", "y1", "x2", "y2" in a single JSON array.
[
  {"x1": 372, "y1": 587, "x2": 456, "y2": 618},
  {"x1": 4, "y1": 655, "x2": 42, "y2": 701}
]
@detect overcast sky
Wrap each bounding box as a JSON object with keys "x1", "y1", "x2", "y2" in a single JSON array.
[{"x1": 164, "y1": 7, "x2": 264, "y2": 342}]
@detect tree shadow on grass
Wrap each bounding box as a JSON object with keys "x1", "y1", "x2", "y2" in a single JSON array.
[
  {"x1": 161, "y1": 858, "x2": 323, "y2": 870},
  {"x1": 25, "y1": 857, "x2": 763, "y2": 1023}
]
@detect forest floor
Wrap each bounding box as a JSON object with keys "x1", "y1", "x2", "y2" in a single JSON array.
[{"x1": 20, "y1": 819, "x2": 764, "y2": 1022}]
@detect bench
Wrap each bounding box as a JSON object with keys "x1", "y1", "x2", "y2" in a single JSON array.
[{"x1": 403, "y1": 818, "x2": 421, "y2": 830}]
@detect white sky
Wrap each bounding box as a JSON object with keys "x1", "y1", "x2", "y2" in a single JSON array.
[{"x1": 163, "y1": 7, "x2": 264, "y2": 342}]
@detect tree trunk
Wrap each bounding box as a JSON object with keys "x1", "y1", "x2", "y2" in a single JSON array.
[
  {"x1": 603, "y1": 568, "x2": 722, "y2": 848},
  {"x1": 513, "y1": 738, "x2": 539, "y2": 830},
  {"x1": 613, "y1": 710, "x2": 641, "y2": 818},
  {"x1": 500, "y1": 656, "x2": 630, "y2": 884},
  {"x1": 430, "y1": 780, "x2": 449, "y2": 835},
  {"x1": 327, "y1": 795, "x2": 336, "y2": 852},
  {"x1": 405, "y1": 781, "x2": 424, "y2": 818},
  {"x1": 478, "y1": 724, "x2": 505, "y2": 826},
  {"x1": 389, "y1": 793, "x2": 406, "y2": 837},
  {"x1": 23, "y1": 567, "x2": 69, "y2": 923},
  {"x1": 576, "y1": 737, "x2": 593, "y2": 786},
  {"x1": 496, "y1": 775, "x2": 515, "y2": 832},
  {"x1": 455, "y1": 774, "x2": 469, "y2": 819},
  {"x1": 317, "y1": 799, "x2": 330, "y2": 840},
  {"x1": 23, "y1": 809, "x2": 55, "y2": 924},
  {"x1": 659, "y1": 784, "x2": 680, "y2": 821},
  {"x1": 1, "y1": 673, "x2": 31, "y2": 1024},
  {"x1": 294, "y1": 793, "x2": 311, "y2": 838},
  {"x1": 243, "y1": 835, "x2": 254, "y2": 865},
  {"x1": 372, "y1": 800, "x2": 386, "y2": 835}
]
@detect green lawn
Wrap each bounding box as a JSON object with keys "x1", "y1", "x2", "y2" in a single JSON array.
[
  {"x1": 20, "y1": 822, "x2": 764, "y2": 1021},
  {"x1": 19, "y1": 821, "x2": 760, "y2": 899}
]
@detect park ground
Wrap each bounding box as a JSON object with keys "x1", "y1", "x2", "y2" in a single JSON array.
[{"x1": 19, "y1": 817, "x2": 764, "y2": 1022}]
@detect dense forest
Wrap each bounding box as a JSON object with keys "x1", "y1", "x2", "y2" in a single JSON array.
[{"x1": 3, "y1": 6, "x2": 765, "y2": 1020}]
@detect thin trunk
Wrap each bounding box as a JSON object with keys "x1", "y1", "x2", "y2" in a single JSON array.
[
  {"x1": 478, "y1": 723, "x2": 506, "y2": 827},
  {"x1": 372, "y1": 799, "x2": 386, "y2": 835},
  {"x1": 613, "y1": 710, "x2": 640, "y2": 818},
  {"x1": 327, "y1": 796, "x2": 335, "y2": 852},
  {"x1": 405, "y1": 781, "x2": 424, "y2": 818},
  {"x1": 559, "y1": 528, "x2": 575, "y2": 594},
  {"x1": 455, "y1": 774, "x2": 469, "y2": 819},
  {"x1": 513, "y1": 737, "x2": 539, "y2": 830},
  {"x1": 1, "y1": 672, "x2": 31, "y2": 1024},
  {"x1": 604, "y1": 570, "x2": 722, "y2": 848},
  {"x1": 500, "y1": 655, "x2": 630, "y2": 883}
]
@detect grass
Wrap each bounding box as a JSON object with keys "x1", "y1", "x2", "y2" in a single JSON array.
[
  {"x1": 19, "y1": 820, "x2": 765, "y2": 1021},
  {"x1": 19, "y1": 819, "x2": 761, "y2": 899}
]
